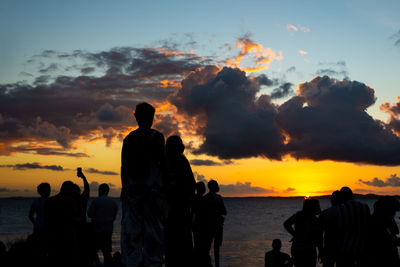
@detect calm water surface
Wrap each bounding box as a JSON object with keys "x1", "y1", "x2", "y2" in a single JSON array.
[{"x1": 0, "y1": 197, "x2": 378, "y2": 266}]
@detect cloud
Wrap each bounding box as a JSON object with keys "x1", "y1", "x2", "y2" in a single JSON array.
[
  {"x1": 0, "y1": 162, "x2": 64, "y2": 171},
  {"x1": 359, "y1": 174, "x2": 400, "y2": 187},
  {"x1": 190, "y1": 159, "x2": 222, "y2": 166},
  {"x1": 286, "y1": 24, "x2": 298, "y2": 32},
  {"x1": 225, "y1": 36, "x2": 282, "y2": 72},
  {"x1": 220, "y1": 182, "x2": 277, "y2": 196},
  {"x1": 0, "y1": 187, "x2": 19, "y2": 193},
  {"x1": 393, "y1": 30, "x2": 400, "y2": 47},
  {"x1": 316, "y1": 61, "x2": 348, "y2": 79},
  {"x1": 299, "y1": 50, "x2": 308, "y2": 55},
  {"x1": 85, "y1": 168, "x2": 119, "y2": 176},
  {"x1": 286, "y1": 24, "x2": 310, "y2": 33},
  {"x1": 277, "y1": 76, "x2": 400, "y2": 165},
  {"x1": 300, "y1": 26, "x2": 310, "y2": 33},
  {"x1": 193, "y1": 172, "x2": 275, "y2": 196},
  {"x1": 189, "y1": 159, "x2": 233, "y2": 166},
  {"x1": 172, "y1": 67, "x2": 285, "y2": 160},
  {"x1": 0, "y1": 44, "x2": 208, "y2": 156},
  {"x1": 270, "y1": 83, "x2": 293, "y2": 99},
  {"x1": 284, "y1": 187, "x2": 296, "y2": 192},
  {"x1": 380, "y1": 96, "x2": 400, "y2": 135}
]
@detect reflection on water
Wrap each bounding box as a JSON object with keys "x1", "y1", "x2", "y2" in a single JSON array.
[{"x1": 0, "y1": 197, "x2": 377, "y2": 266}]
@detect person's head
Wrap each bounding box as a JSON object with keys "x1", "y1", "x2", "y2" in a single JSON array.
[
  {"x1": 272, "y1": 239, "x2": 282, "y2": 251},
  {"x1": 208, "y1": 179, "x2": 219, "y2": 193},
  {"x1": 195, "y1": 181, "x2": 206, "y2": 196},
  {"x1": 331, "y1": 190, "x2": 343, "y2": 206},
  {"x1": 37, "y1": 182, "x2": 51, "y2": 198},
  {"x1": 373, "y1": 196, "x2": 400, "y2": 218},
  {"x1": 134, "y1": 102, "x2": 155, "y2": 129},
  {"x1": 166, "y1": 135, "x2": 185, "y2": 156},
  {"x1": 99, "y1": 183, "x2": 110, "y2": 196},
  {"x1": 340, "y1": 186, "x2": 353, "y2": 201},
  {"x1": 303, "y1": 198, "x2": 321, "y2": 215},
  {"x1": 60, "y1": 181, "x2": 74, "y2": 196}
]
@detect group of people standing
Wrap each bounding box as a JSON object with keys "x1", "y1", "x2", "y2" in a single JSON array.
[
  {"x1": 24, "y1": 102, "x2": 227, "y2": 267},
  {"x1": 120, "y1": 102, "x2": 227, "y2": 267},
  {"x1": 277, "y1": 186, "x2": 400, "y2": 267},
  {"x1": 28, "y1": 170, "x2": 118, "y2": 267}
]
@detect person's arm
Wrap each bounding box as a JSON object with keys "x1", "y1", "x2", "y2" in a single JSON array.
[
  {"x1": 77, "y1": 168, "x2": 90, "y2": 200},
  {"x1": 284, "y1": 214, "x2": 296, "y2": 238}
]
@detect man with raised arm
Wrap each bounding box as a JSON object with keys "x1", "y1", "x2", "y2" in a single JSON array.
[{"x1": 121, "y1": 102, "x2": 167, "y2": 267}]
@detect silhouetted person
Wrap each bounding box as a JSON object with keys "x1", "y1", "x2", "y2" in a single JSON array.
[
  {"x1": 28, "y1": 182, "x2": 51, "y2": 265},
  {"x1": 73, "y1": 168, "x2": 91, "y2": 267},
  {"x1": 196, "y1": 179, "x2": 227, "y2": 267},
  {"x1": 29, "y1": 182, "x2": 51, "y2": 233},
  {"x1": 193, "y1": 181, "x2": 206, "y2": 259},
  {"x1": 45, "y1": 180, "x2": 79, "y2": 267},
  {"x1": 88, "y1": 183, "x2": 118, "y2": 267},
  {"x1": 319, "y1": 190, "x2": 344, "y2": 267},
  {"x1": 121, "y1": 102, "x2": 167, "y2": 267},
  {"x1": 284, "y1": 198, "x2": 322, "y2": 267},
  {"x1": 164, "y1": 135, "x2": 195, "y2": 267},
  {"x1": 364, "y1": 196, "x2": 400, "y2": 267},
  {"x1": 336, "y1": 186, "x2": 370, "y2": 267},
  {"x1": 265, "y1": 239, "x2": 293, "y2": 267}
]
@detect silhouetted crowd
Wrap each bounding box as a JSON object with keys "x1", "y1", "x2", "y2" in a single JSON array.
[
  {"x1": 265, "y1": 186, "x2": 400, "y2": 267},
  {"x1": 1, "y1": 102, "x2": 400, "y2": 267}
]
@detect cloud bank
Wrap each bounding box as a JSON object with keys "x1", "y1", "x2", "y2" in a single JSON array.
[{"x1": 1, "y1": 37, "x2": 400, "y2": 167}]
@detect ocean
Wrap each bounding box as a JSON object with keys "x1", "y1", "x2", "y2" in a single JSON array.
[{"x1": 0, "y1": 197, "x2": 378, "y2": 266}]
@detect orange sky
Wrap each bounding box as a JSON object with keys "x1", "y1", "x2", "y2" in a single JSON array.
[{"x1": 1, "y1": 137, "x2": 399, "y2": 197}]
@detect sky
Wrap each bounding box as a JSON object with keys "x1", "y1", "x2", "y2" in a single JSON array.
[{"x1": 1, "y1": 0, "x2": 400, "y2": 197}]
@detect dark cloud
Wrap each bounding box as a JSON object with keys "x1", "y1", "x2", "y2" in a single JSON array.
[
  {"x1": 393, "y1": 30, "x2": 400, "y2": 47},
  {"x1": 254, "y1": 74, "x2": 277, "y2": 87},
  {"x1": 8, "y1": 145, "x2": 89, "y2": 157},
  {"x1": 270, "y1": 82, "x2": 293, "y2": 99},
  {"x1": 190, "y1": 159, "x2": 222, "y2": 166},
  {"x1": 285, "y1": 187, "x2": 296, "y2": 192},
  {"x1": 0, "y1": 187, "x2": 19, "y2": 193},
  {"x1": 0, "y1": 162, "x2": 64, "y2": 171},
  {"x1": 316, "y1": 61, "x2": 348, "y2": 79},
  {"x1": 277, "y1": 76, "x2": 400, "y2": 165},
  {"x1": 81, "y1": 67, "x2": 95, "y2": 74},
  {"x1": 85, "y1": 168, "x2": 118, "y2": 176},
  {"x1": 0, "y1": 45, "x2": 208, "y2": 156},
  {"x1": 172, "y1": 67, "x2": 285, "y2": 160},
  {"x1": 359, "y1": 174, "x2": 400, "y2": 187},
  {"x1": 220, "y1": 182, "x2": 277, "y2": 196},
  {"x1": 286, "y1": 66, "x2": 296, "y2": 73},
  {"x1": 193, "y1": 172, "x2": 275, "y2": 196}
]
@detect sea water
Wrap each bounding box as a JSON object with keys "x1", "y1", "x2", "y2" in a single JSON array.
[{"x1": 0, "y1": 197, "x2": 377, "y2": 266}]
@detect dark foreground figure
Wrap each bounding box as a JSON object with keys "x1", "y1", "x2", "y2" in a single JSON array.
[
  {"x1": 121, "y1": 102, "x2": 167, "y2": 267},
  {"x1": 164, "y1": 135, "x2": 195, "y2": 267},
  {"x1": 284, "y1": 198, "x2": 322, "y2": 267},
  {"x1": 265, "y1": 239, "x2": 293, "y2": 267},
  {"x1": 363, "y1": 196, "x2": 400, "y2": 267},
  {"x1": 195, "y1": 179, "x2": 227, "y2": 267},
  {"x1": 88, "y1": 183, "x2": 119, "y2": 267}
]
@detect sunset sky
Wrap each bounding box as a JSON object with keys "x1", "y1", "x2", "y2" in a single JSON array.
[{"x1": 1, "y1": 0, "x2": 400, "y2": 197}]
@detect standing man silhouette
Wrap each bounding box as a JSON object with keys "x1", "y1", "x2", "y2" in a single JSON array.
[{"x1": 121, "y1": 102, "x2": 167, "y2": 267}]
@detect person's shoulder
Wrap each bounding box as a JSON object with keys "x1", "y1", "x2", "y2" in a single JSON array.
[
  {"x1": 151, "y1": 129, "x2": 164, "y2": 140},
  {"x1": 123, "y1": 129, "x2": 140, "y2": 142}
]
